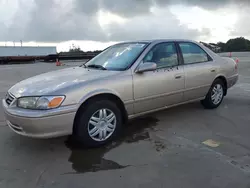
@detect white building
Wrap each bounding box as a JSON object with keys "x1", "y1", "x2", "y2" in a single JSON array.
[{"x1": 0, "y1": 46, "x2": 57, "y2": 56}]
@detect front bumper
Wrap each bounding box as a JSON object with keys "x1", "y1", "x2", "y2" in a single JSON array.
[{"x1": 2, "y1": 99, "x2": 77, "y2": 138}]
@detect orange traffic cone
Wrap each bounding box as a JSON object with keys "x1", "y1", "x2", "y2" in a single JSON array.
[
  {"x1": 56, "y1": 59, "x2": 61, "y2": 66},
  {"x1": 235, "y1": 58, "x2": 239, "y2": 64}
]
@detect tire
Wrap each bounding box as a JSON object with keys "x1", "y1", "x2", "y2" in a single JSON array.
[
  {"x1": 74, "y1": 100, "x2": 123, "y2": 147},
  {"x1": 201, "y1": 79, "x2": 225, "y2": 109}
]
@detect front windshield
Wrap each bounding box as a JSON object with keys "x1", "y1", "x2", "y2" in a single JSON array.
[{"x1": 84, "y1": 42, "x2": 148, "y2": 71}]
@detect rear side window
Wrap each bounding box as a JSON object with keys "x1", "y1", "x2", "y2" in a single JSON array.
[{"x1": 179, "y1": 42, "x2": 210, "y2": 64}]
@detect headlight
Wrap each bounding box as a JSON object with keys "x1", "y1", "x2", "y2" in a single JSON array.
[{"x1": 17, "y1": 96, "x2": 65, "y2": 109}]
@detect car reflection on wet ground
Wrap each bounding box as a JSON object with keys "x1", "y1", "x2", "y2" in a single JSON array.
[{"x1": 0, "y1": 60, "x2": 250, "y2": 188}]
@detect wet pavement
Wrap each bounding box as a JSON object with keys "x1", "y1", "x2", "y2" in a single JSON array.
[
  {"x1": 0, "y1": 60, "x2": 250, "y2": 188},
  {"x1": 65, "y1": 117, "x2": 159, "y2": 174}
]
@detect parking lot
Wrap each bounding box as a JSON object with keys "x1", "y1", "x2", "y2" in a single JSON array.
[{"x1": 0, "y1": 59, "x2": 250, "y2": 188}]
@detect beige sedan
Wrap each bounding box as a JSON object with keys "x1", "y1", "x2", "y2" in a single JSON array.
[{"x1": 2, "y1": 39, "x2": 238, "y2": 147}]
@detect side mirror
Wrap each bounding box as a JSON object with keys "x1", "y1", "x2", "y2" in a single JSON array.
[{"x1": 136, "y1": 62, "x2": 157, "y2": 73}]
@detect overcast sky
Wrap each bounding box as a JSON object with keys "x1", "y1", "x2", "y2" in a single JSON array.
[{"x1": 0, "y1": 0, "x2": 249, "y2": 51}]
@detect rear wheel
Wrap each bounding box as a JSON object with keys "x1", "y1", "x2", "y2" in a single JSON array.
[
  {"x1": 201, "y1": 79, "x2": 225, "y2": 109},
  {"x1": 74, "y1": 100, "x2": 122, "y2": 147}
]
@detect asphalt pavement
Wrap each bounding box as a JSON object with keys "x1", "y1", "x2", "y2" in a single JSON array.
[{"x1": 0, "y1": 60, "x2": 250, "y2": 188}]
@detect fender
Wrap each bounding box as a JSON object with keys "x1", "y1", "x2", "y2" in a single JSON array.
[
  {"x1": 213, "y1": 74, "x2": 228, "y2": 96},
  {"x1": 78, "y1": 88, "x2": 122, "y2": 104},
  {"x1": 214, "y1": 73, "x2": 227, "y2": 86}
]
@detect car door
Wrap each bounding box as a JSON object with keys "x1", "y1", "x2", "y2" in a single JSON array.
[
  {"x1": 178, "y1": 42, "x2": 217, "y2": 101},
  {"x1": 133, "y1": 42, "x2": 185, "y2": 114}
]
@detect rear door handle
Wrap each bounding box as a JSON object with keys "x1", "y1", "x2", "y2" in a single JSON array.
[
  {"x1": 210, "y1": 69, "x2": 216, "y2": 72},
  {"x1": 175, "y1": 74, "x2": 182, "y2": 79}
]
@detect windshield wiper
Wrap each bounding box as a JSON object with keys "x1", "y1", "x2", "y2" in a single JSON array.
[
  {"x1": 87, "y1": 64, "x2": 107, "y2": 70},
  {"x1": 80, "y1": 63, "x2": 87, "y2": 68}
]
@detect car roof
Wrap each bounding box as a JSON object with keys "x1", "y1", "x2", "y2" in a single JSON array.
[
  {"x1": 118, "y1": 39, "x2": 198, "y2": 44},
  {"x1": 113, "y1": 39, "x2": 217, "y2": 58}
]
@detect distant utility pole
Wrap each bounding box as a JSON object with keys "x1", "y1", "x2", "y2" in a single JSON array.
[
  {"x1": 13, "y1": 41, "x2": 15, "y2": 47},
  {"x1": 20, "y1": 40, "x2": 22, "y2": 47}
]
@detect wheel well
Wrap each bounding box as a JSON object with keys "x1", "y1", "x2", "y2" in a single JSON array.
[
  {"x1": 216, "y1": 76, "x2": 228, "y2": 96},
  {"x1": 73, "y1": 93, "x2": 128, "y2": 133}
]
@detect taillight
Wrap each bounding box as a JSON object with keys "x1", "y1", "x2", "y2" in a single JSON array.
[{"x1": 234, "y1": 58, "x2": 239, "y2": 70}]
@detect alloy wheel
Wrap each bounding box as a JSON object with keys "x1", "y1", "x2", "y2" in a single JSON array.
[{"x1": 87, "y1": 108, "x2": 116, "y2": 142}]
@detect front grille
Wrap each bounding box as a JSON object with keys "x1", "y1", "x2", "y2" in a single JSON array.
[{"x1": 5, "y1": 92, "x2": 15, "y2": 106}]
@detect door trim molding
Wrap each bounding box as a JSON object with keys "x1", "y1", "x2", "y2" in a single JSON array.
[
  {"x1": 133, "y1": 84, "x2": 209, "y2": 103},
  {"x1": 128, "y1": 97, "x2": 205, "y2": 119},
  {"x1": 134, "y1": 89, "x2": 184, "y2": 103},
  {"x1": 184, "y1": 84, "x2": 210, "y2": 92}
]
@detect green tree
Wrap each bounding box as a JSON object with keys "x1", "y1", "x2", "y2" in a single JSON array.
[
  {"x1": 217, "y1": 42, "x2": 226, "y2": 52},
  {"x1": 69, "y1": 44, "x2": 82, "y2": 53},
  {"x1": 226, "y1": 37, "x2": 247, "y2": 51},
  {"x1": 69, "y1": 47, "x2": 82, "y2": 52}
]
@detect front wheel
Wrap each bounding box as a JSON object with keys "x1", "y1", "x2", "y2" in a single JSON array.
[
  {"x1": 201, "y1": 79, "x2": 225, "y2": 109},
  {"x1": 74, "y1": 100, "x2": 123, "y2": 147}
]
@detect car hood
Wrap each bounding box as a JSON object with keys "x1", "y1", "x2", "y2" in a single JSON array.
[{"x1": 8, "y1": 67, "x2": 119, "y2": 98}]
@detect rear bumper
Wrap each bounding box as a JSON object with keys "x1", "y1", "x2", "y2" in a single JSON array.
[
  {"x1": 227, "y1": 74, "x2": 239, "y2": 89},
  {"x1": 2, "y1": 99, "x2": 77, "y2": 138}
]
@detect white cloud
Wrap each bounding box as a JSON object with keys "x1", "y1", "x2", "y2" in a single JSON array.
[
  {"x1": 0, "y1": 0, "x2": 19, "y2": 25},
  {"x1": 57, "y1": 40, "x2": 117, "y2": 52},
  {"x1": 0, "y1": 0, "x2": 249, "y2": 51},
  {"x1": 100, "y1": 6, "x2": 200, "y2": 41},
  {"x1": 170, "y1": 5, "x2": 238, "y2": 42},
  {"x1": 230, "y1": 7, "x2": 250, "y2": 39}
]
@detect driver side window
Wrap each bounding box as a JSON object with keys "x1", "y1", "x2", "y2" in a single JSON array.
[{"x1": 143, "y1": 42, "x2": 178, "y2": 68}]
